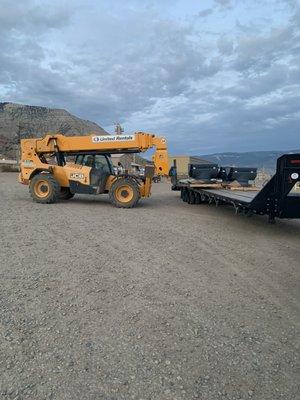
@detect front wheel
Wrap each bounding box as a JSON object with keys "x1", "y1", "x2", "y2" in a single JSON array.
[
  {"x1": 29, "y1": 173, "x2": 60, "y2": 203},
  {"x1": 109, "y1": 178, "x2": 140, "y2": 208}
]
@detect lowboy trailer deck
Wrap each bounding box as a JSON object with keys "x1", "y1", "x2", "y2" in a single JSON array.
[{"x1": 172, "y1": 154, "x2": 300, "y2": 223}]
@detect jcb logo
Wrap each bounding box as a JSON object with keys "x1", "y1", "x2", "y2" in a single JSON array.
[{"x1": 70, "y1": 172, "x2": 84, "y2": 180}]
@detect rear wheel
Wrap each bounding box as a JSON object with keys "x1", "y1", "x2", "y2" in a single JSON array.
[
  {"x1": 60, "y1": 187, "x2": 75, "y2": 200},
  {"x1": 188, "y1": 190, "x2": 196, "y2": 204},
  {"x1": 109, "y1": 178, "x2": 140, "y2": 208},
  {"x1": 29, "y1": 173, "x2": 60, "y2": 204},
  {"x1": 182, "y1": 188, "x2": 188, "y2": 202},
  {"x1": 195, "y1": 192, "x2": 201, "y2": 204}
]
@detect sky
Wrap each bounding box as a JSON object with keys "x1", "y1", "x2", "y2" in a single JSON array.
[{"x1": 0, "y1": 0, "x2": 299, "y2": 154}]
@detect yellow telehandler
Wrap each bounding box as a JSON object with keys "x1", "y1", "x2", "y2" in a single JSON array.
[{"x1": 19, "y1": 132, "x2": 168, "y2": 208}]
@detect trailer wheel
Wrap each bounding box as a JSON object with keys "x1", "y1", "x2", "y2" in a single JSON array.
[
  {"x1": 180, "y1": 188, "x2": 184, "y2": 200},
  {"x1": 181, "y1": 188, "x2": 186, "y2": 201},
  {"x1": 195, "y1": 193, "x2": 201, "y2": 204},
  {"x1": 29, "y1": 173, "x2": 60, "y2": 204},
  {"x1": 182, "y1": 188, "x2": 188, "y2": 202},
  {"x1": 201, "y1": 194, "x2": 208, "y2": 203},
  {"x1": 188, "y1": 190, "x2": 196, "y2": 204},
  {"x1": 60, "y1": 187, "x2": 75, "y2": 200},
  {"x1": 109, "y1": 177, "x2": 140, "y2": 208}
]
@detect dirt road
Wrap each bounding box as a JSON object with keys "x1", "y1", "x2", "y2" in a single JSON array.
[{"x1": 0, "y1": 173, "x2": 299, "y2": 400}]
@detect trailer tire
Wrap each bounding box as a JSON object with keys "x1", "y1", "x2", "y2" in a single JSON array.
[
  {"x1": 188, "y1": 190, "x2": 196, "y2": 204},
  {"x1": 181, "y1": 188, "x2": 186, "y2": 200},
  {"x1": 195, "y1": 192, "x2": 201, "y2": 204},
  {"x1": 29, "y1": 173, "x2": 60, "y2": 204},
  {"x1": 182, "y1": 188, "x2": 188, "y2": 202},
  {"x1": 60, "y1": 187, "x2": 75, "y2": 200},
  {"x1": 109, "y1": 177, "x2": 140, "y2": 208}
]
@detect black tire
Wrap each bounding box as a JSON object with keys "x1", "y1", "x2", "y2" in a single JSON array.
[
  {"x1": 29, "y1": 173, "x2": 60, "y2": 204},
  {"x1": 60, "y1": 187, "x2": 75, "y2": 200},
  {"x1": 195, "y1": 193, "x2": 201, "y2": 204},
  {"x1": 109, "y1": 177, "x2": 140, "y2": 208},
  {"x1": 188, "y1": 190, "x2": 196, "y2": 204},
  {"x1": 182, "y1": 188, "x2": 188, "y2": 202}
]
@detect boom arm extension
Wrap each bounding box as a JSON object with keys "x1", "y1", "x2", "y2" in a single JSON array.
[{"x1": 22, "y1": 131, "x2": 169, "y2": 175}]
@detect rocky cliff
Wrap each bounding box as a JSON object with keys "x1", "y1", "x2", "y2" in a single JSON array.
[{"x1": 0, "y1": 102, "x2": 107, "y2": 158}]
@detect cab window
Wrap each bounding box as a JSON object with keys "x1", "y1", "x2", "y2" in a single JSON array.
[
  {"x1": 75, "y1": 155, "x2": 84, "y2": 165},
  {"x1": 94, "y1": 155, "x2": 111, "y2": 173},
  {"x1": 75, "y1": 154, "x2": 112, "y2": 174}
]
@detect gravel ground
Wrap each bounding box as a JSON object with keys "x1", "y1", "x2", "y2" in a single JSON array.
[{"x1": 0, "y1": 173, "x2": 299, "y2": 400}]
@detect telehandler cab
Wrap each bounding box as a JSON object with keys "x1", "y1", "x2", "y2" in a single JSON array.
[{"x1": 19, "y1": 132, "x2": 169, "y2": 208}]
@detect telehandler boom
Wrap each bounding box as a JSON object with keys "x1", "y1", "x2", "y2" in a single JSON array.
[{"x1": 19, "y1": 131, "x2": 169, "y2": 208}]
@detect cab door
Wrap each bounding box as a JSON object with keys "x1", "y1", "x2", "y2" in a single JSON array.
[{"x1": 76, "y1": 154, "x2": 112, "y2": 193}]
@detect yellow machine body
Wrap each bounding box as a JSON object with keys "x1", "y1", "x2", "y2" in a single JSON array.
[{"x1": 19, "y1": 132, "x2": 169, "y2": 208}]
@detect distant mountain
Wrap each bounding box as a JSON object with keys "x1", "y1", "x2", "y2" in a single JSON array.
[
  {"x1": 0, "y1": 102, "x2": 107, "y2": 158},
  {"x1": 200, "y1": 150, "x2": 300, "y2": 172}
]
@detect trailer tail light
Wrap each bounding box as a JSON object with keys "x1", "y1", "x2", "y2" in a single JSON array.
[{"x1": 290, "y1": 159, "x2": 300, "y2": 164}]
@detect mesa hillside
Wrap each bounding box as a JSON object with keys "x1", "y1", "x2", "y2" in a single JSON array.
[{"x1": 0, "y1": 102, "x2": 107, "y2": 157}]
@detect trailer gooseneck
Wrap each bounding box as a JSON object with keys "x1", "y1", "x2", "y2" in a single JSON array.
[{"x1": 173, "y1": 154, "x2": 300, "y2": 223}]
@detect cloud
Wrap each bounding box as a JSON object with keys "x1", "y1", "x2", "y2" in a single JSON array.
[
  {"x1": 198, "y1": 8, "x2": 213, "y2": 18},
  {"x1": 214, "y1": 0, "x2": 232, "y2": 8},
  {"x1": 0, "y1": 0, "x2": 299, "y2": 153},
  {"x1": 233, "y1": 25, "x2": 298, "y2": 73},
  {"x1": 1, "y1": 3, "x2": 220, "y2": 124},
  {"x1": 217, "y1": 37, "x2": 233, "y2": 55},
  {"x1": 0, "y1": 0, "x2": 73, "y2": 32}
]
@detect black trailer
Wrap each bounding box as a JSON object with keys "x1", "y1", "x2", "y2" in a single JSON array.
[{"x1": 172, "y1": 154, "x2": 300, "y2": 223}]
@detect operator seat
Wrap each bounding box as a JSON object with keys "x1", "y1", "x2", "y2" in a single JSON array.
[{"x1": 90, "y1": 162, "x2": 111, "y2": 193}]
